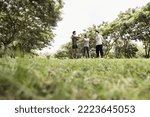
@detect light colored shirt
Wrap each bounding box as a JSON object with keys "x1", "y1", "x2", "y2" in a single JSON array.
[
  {"x1": 84, "y1": 38, "x2": 89, "y2": 47},
  {"x1": 96, "y1": 34, "x2": 103, "y2": 45}
]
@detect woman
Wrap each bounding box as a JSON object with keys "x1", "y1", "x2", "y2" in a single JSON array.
[{"x1": 83, "y1": 34, "x2": 90, "y2": 58}]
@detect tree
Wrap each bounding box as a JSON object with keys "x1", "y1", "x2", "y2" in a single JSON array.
[
  {"x1": 131, "y1": 3, "x2": 150, "y2": 58},
  {"x1": 0, "y1": 0, "x2": 63, "y2": 56},
  {"x1": 54, "y1": 42, "x2": 71, "y2": 59}
]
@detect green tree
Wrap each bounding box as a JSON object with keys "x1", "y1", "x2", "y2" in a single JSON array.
[
  {"x1": 0, "y1": 0, "x2": 63, "y2": 56},
  {"x1": 54, "y1": 42, "x2": 73, "y2": 59},
  {"x1": 132, "y1": 3, "x2": 150, "y2": 58}
]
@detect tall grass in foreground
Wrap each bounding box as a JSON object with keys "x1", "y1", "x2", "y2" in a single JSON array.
[{"x1": 0, "y1": 57, "x2": 150, "y2": 99}]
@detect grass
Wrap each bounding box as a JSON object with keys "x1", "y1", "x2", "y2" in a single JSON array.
[{"x1": 0, "y1": 57, "x2": 150, "y2": 99}]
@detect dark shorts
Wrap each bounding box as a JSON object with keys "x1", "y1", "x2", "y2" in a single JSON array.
[{"x1": 72, "y1": 45, "x2": 78, "y2": 49}]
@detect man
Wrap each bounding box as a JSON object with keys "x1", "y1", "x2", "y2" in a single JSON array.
[
  {"x1": 83, "y1": 34, "x2": 90, "y2": 58},
  {"x1": 71, "y1": 31, "x2": 79, "y2": 58},
  {"x1": 95, "y1": 30, "x2": 104, "y2": 58}
]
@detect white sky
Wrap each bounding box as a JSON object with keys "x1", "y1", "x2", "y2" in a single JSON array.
[{"x1": 40, "y1": 0, "x2": 150, "y2": 54}]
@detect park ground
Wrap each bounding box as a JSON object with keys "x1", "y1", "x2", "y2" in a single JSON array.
[{"x1": 0, "y1": 57, "x2": 150, "y2": 99}]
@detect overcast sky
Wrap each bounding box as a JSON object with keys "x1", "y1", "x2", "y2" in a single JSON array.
[{"x1": 41, "y1": 0, "x2": 150, "y2": 54}]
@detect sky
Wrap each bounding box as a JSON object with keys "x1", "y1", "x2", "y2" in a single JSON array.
[{"x1": 40, "y1": 0, "x2": 150, "y2": 54}]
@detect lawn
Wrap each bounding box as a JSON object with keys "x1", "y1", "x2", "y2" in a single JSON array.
[{"x1": 0, "y1": 57, "x2": 150, "y2": 99}]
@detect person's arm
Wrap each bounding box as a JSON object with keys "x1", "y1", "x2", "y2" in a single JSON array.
[
  {"x1": 76, "y1": 35, "x2": 80, "y2": 40},
  {"x1": 101, "y1": 35, "x2": 104, "y2": 42},
  {"x1": 84, "y1": 38, "x2": 87, "y2": 41},
  {"x1": 72, "y1": 35, "x2": 78, "y2": 40}
]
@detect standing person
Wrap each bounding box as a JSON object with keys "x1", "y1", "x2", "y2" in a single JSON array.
[
  {"x1": 71, "y1": 31, "x2": 79, "y2": 58},
  {"x1": 95, "y1": 30, "x2": 104, "y2": 58},
  {"x1": 83, "y1": 34, "x2": 90, "y2": 58}
]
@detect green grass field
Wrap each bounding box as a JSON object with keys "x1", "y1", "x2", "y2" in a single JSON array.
[{"x1": 0, "y1": 57, "x2": 150, "y2": 99}]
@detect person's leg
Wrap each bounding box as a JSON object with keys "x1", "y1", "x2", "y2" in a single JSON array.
[
  {"x1": 83, "y1": 47, "x2": 86, "y2": 57},
  {"x1": 100, "y1": 45, "x2": 103, "y2": 58},
  {"x1": 75, "y1": 45, "x2": 78, "y2": 58},
  {"x1": 87, "y1": 47, "x2": 90, "y2": 58},
  {"x1": 74, "y1": 49, "x2": 77, "y2": 58},
  {"x1": 72, "y1": 49, "x2": 75, "y2": 58},
  {"x1": 72, "y1": 45, "x2": 75, "y2": 58},
  {"x1": 72, "y1": 45, "x2": 78, "y2": 58},
  {"x1": 96, "y1": 45, "x2": 99, "y2": 58}
]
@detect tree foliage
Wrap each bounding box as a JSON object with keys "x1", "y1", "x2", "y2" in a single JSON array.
[{"x1": 0, "y1": 0, "x2": 63, "y2": 56}]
